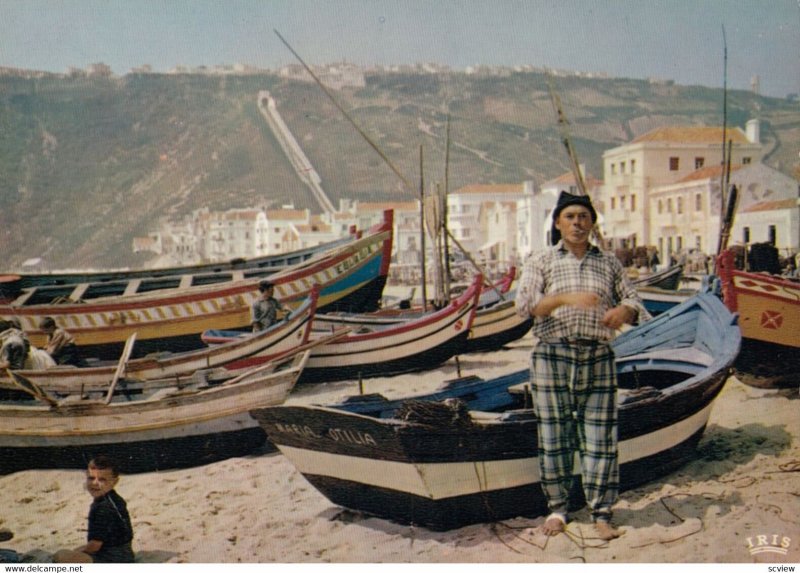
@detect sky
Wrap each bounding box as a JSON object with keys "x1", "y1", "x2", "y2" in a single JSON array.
[{"x1": 0, "y1": 0, "x2": 798, "y2": 98}]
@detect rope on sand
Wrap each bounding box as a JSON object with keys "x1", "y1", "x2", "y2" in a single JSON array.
[{"x1": 629, "y1": 492, "x2": 717, "y2": 549}]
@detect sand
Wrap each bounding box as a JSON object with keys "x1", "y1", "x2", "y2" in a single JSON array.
[{"x1": 1, "y1": 334, "x2": 798, "y2": 564}]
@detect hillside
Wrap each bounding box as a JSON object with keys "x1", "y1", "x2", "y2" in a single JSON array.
[{"x1": 1, "y1": 69, "x2": 798, "y2": 270}]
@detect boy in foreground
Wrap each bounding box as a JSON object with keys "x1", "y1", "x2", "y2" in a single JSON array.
[{"x1": 54, "y1": 456, "x2": 134, "y2": 563}]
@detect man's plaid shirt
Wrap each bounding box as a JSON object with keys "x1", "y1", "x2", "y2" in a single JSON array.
[{"x1": 515, "y1": 242, "x2": 651, "y2": 342}]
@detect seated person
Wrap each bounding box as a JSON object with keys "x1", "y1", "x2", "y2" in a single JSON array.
[
  {"x1": 53, "y1": 456, "x2": 135, "y2": 563},
  {"x1": 39, "y1": 317, "x2": 86, "y2": 367}
]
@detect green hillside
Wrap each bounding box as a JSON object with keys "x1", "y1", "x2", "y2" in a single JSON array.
[{"x1": 0, "y1": 69, "x2": 797, "y2": 269}]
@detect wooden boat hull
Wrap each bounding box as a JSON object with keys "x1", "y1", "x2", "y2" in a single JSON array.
[
  {"x1": 301, "y1": 276, "x2": 482, "y2": 383},
  {"x1": 633, "y1": 264, "x2": 683, "y2": 291},
  {"x1": 256, "y1": 293, "x2": 740, "y2": 530},
  {"x1": 718, "y1": 250, "x2": 800, "y2": 388},
  {"x1": 0, "y1": 352, "x2": 308, "y2": 474},
  {"x1": 312, "y1": 280, "x2": 530, "y2": 355},
  {"x1": 1, "y1": 213, "x2": 393, "y2": 360},
  {"x1": 639, "y1": 286, "x2": 694, "y2": 316},
  {"x1": 4, "y1": 289, "x2": 317, "y2": 393},
  {"x1": 3, "y1": 234, "x2": 357, "y2": 296},
  {"x1": 465, "y1": 295, "x2": 532, "y2": 353}
]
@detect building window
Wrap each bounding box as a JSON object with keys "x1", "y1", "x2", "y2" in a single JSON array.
[
  {"x1": 743, "y1": 227, "x2": 750, "y2": 243},
  {"x1": 695, "y1": 193, "x2": 702, "y2": 211},
  {"x1": 695, "y1": 157, "x2": 705, "y2": 169},
  {"x1": 621, "y1": 161, "x2": 626, "y2": 174},
  {"x1": 611, "y1": 163, "x2": 616, "y2": 175},
  {"x1": 631, "y1": 194, "x2": 636, "y2": 212},
  {"x1": 611, "y1": 197, "x2": 616, "y2": 210},
  {"x1": 658, "y1": 200, "x2": 663, "y2": 214},
  {"x1": 743, "y1": 157, "x2": 752, "y2": 164},
  {"x1": 667, "y1": 198, "x2": 673, "y2": 213},
  {"x1": 677, "y1": 197, "x2": 683, "y2": 214},
  {"x1": 669, "y1": 157, "x2": 679, "y2": 171},
  {"x1": 630, "y1": 159, "x2": 636, "y2": 174},
  {"x1": 621, "y1": 195, "x2": 626, "y2": 209},
  {"x1": 695, "y1": 236, "x2": 702, "y2": 250},
  {"x1": 676, "y1": 236, "x2": 683, "y2": 251},
  {"x1": 768, "y1": 225, "x2": 776, "y2": 245}
]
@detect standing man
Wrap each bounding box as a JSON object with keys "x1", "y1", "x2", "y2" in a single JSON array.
[
  {"x1": 251, "y1": 280, "x2": 286, "y2": 332},
  {"x1": 515, "y1": 191, "x2": 650, "y2": 540}
]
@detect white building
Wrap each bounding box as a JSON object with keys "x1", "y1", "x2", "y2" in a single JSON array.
[
  {"x1": 732, "y1": 197, "x2": 800, "y2": 255},
  {"x1": 649, "y1": 162, "x2": 799, "y2": 260},
  {"x1": 601, "y1": 122, "x2": 763, "y2": 250}
]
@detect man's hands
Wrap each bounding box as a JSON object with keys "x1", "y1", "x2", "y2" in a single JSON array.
[{"x1": 546, "y1": 291, "x2": 635, "y2": 329}]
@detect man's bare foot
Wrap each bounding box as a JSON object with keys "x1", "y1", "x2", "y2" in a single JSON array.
[
  {"x1": 540, "y1": 513, "x2": 566, "y2": 536},
  {"x1": 0, "y1": 528, "x2": 13, "y2": 542},
  {"x1": 595, "y1": 520, "x2": 624, "y2": 540}
]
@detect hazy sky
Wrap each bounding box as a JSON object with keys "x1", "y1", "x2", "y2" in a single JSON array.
[{"x1": 1, "y1": 0, "x2": 798, "y2": 98}]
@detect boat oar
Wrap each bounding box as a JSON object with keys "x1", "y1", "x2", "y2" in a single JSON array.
[
  {"x1": 104, "y1": 332, "x2": 137, "y2": 405},
  {"x1": 6, "y1": 369, "x2": 58, "y2": 406}
]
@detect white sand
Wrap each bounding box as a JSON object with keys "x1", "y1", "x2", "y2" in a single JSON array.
[{"x1": 1, "y1": 334, "x2": 798, "y2": 563}]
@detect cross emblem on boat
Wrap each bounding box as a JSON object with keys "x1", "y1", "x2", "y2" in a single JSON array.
[{"x1": 760, "y1": 310, "x2": 783, "y2": 330}]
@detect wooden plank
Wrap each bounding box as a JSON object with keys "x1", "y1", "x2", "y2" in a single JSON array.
[
  {"x1": 69, "y1": 283, "x2": 91, "y2": 302},
  {"x1": 104, "y1": 332, "x2": 137, "y2": 405},
  {"x1": 123, "y1": 279, "x2": 142, "y2": 297}
]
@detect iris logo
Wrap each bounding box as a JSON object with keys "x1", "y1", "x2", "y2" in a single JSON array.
[{"x1": 747, "y1": 534, "x2": 791, "y2": 556}]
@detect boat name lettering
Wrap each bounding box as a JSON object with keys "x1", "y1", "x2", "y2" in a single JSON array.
[
  {"x1": 327, "y1": 427, "x2": 377, "y2": 446},
  {"x1": 274, "y1": 423, "x2": 322, "y2": 439}
]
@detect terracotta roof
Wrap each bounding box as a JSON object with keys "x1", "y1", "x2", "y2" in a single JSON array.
[
  {"x1": 545, "y1": 171, "x2": 602, "y2": 187},
  {"x1": 632, "y1": 126, "x2": 750, "y2": 144},
  {"x1": 740, "y1": 198, "x2": 799, "y2": 213},
  {"x1": 265, "y1": 209, "x2": 308, "y2": 220},
  {"x1": 453, "y1": 183, "x2": 524, "y2": 195},
  {"x1": 678, "y1": 164, "x2": 745, "y2": 183},
  {"x1": 356, "y1": 201, "x2": 418, "y2": 212}
]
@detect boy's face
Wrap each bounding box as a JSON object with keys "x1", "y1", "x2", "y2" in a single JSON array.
[{"x1": 86, "y1": 467, "x2": 118, "y2": 499}]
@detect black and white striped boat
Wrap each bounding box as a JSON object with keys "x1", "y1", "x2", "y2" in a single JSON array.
[{"x1": 254, "y1": 291, "x2": 740, "y2": 530}]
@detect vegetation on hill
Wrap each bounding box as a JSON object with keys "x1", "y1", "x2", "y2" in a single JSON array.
[{"x1": 0, "y1": 69, "x2": 797, "y2": 270}]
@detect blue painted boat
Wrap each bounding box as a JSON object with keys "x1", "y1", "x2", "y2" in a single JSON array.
[{"x1": 254, "y1": 290, "x2": 740, "y2": 530}]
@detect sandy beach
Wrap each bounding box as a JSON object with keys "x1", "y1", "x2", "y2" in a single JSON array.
[{"x1": 1, "y1": 334, "x2": 798, "y2": 564}]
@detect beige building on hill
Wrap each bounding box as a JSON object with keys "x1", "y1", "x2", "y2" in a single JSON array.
[{"x1": 601, "y1": 122, "x2": 763, "y2": 253}]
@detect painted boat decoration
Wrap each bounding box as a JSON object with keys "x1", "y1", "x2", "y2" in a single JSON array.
[
  {"x1": 717, "y1": 249, "x2": 800, "y2": 388},
  {"x1": 2, "y1": 288, "x2": 318, "y2": 394},
  {"x1": 0, "y1": 350, "x2": 310, "y2": 475},
  {"x1": 0, "y1": 212, "x2": 393, "y2": 360},
  {"x1": 255, "y1": 291, "x2": 740, "y2": 530}
]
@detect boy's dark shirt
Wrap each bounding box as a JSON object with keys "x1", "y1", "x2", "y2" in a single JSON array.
[{"x1": 88, "y1": 489, "x2": 134, "y2": 562}]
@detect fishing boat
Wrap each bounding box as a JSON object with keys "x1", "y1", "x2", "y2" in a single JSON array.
[
  {"x1": 0, "y1": 350, "x2": 310, "y2": 475},
  {"x1": 632, "y1": 264, "x2": 684, "y2": 291},
  {"x1": 1, "y1": 288, "x2": 318, "y2": 394},
  {"x1": 209, "y1": 275, "x2": 483, "y2": 383},
  {"x1": 255, "y1": 291, "x2": 740, "y2": 530},
  {"x1": 638, "y1": 285, "x2": 696, "y2": 316},
  {"x1": 0, "y1": 212, "x2": 393, "y2": 360},
  {"x1": 308, "y1": 270, "x2": 530, "y2": 354},
  {"x1": 0, "y1": 230, "x2": 360, "y2": 300},
  {"x1": 717, "y1": 249, "x2": 799, "y2": 388}
]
